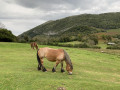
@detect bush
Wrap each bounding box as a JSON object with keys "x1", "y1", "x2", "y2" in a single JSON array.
[
  {"x1": 59, "y1": 44, "x2": 73, "y2": 47},
  {"x1": 74, "y1": 43, "x2": 89, "y2": 48},
  {"x1": 19, "y1": 39, "x2": 26, "y2": 43},
  {"x1": 89, "y1": 35, "x2": 98, "y2": 45},
  {"x1": 106, "y1": 45, "x2": 120, "y2": 50},
  {"x1": 90, "y1": 46, "x2": 101, "y2": 49},
  {"x1": 48, "y1": 42, "x2": 59, "y2": 46},
  {"x1": 59, "y1": 36, "x2": 71, "y2": 42}
]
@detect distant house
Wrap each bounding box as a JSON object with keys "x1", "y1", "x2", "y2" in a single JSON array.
[{"x1": 107, "y1": 42, "x2": 115, "y2": 45}]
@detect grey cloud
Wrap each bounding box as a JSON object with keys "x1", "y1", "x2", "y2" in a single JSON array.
[
  {"x1": 0, "y1": 0, "x2": 120, "y2": 35},
  {"x1": 13, "y1": 0, "x2": 69, "y2": 11},
  {"x1": 11, "y1": 0, "x2": 98, "y2": 11},
  {"x1": 13, "y1": 0, "x2": 106, "y2": 10}
]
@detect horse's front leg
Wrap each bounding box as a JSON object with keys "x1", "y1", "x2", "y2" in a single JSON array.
[
  {"x1": 41, "y1": 58, "x2": 47, "y2": 72},
  {"x1": 38, "y1": 64, "x2": 41, "y2": 70},
  {"x1": 61, "y1": 61, "x2": 65, "y2": 73},
  {"x1": 52, "y1": 60, "x2": 60, "y2": 72}
]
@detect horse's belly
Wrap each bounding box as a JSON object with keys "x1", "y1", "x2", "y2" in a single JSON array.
[
  {"x1": 45, "y1": 49, "x2": 64, "y2": 62},
  {"x1": 46, "y1": 57, "x2": 56, "y2": 62}
]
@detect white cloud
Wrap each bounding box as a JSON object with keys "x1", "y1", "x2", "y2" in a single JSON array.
[
  {"x1": 0, "y1": 0, "x2": 120, "y2": 36},
  {"x1": 2, "y1": 19, "x2": 46, "y2": 36}
]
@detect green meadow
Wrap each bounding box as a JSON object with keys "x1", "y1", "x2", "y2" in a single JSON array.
[{"x1": 0, "y1": 42, "x2": 120, "y2": 90}]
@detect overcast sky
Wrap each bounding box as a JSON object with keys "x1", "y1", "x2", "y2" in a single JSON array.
[{"x1": 0, "y1": 0, "x2": 120, "y2": 36}]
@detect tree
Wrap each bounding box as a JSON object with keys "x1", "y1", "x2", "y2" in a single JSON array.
[
  {"x1": 24, "y1": 35, "x2": 29, "y2": 42},
  {"x1": 101, "y1": 35, "x2": 106, "y2": 40},
  {"x1": 77, "y1": 34, "x2": 83, "y2": 41},
  {"x1": 0, "y1": 28, "x2": 17, "y2": 42},
  {"x1": 59, "y1": 36, "x2": 71, "y2": 42},
  {"x1": 89, "y1": 35, "x2": 98, "y2": 45},
  {"x1": 106, "y1": 35, "x2": 112, "y2": 42}
]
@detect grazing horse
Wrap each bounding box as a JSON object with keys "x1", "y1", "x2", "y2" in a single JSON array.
[
  {"x1": 31, "y1": 42, "x2": 38, "y2": 50},
  {"x1": 37, "y1": 47, "x2": 73, "y2": 75}
]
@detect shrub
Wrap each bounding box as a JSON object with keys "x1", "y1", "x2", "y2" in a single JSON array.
[
  {"x1": 106, "y1": 45, "x2": 120, "y2": 50},
  {"x1": 59, "y1": 44, "x2": 73, "y2": 47},
  {"x1": 59, "y1": 36, "x2": 71, "y2": 42},
  {"x1": 74, "y1": 43, "x2": 89, "y2": 48},
  {"x1": 19, "y1": 40, "x2": 26, "y2": 43},
  {"x1": 89, "y1": 35, "x2": 98, "y2": 45},
  {"x1": 90, "y1": 46, "x2": 101, "y2": 49}
]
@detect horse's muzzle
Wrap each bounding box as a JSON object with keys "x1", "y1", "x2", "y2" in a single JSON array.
[{"x1": 68, "y1": 72, "x2": 72, "y2": 75}]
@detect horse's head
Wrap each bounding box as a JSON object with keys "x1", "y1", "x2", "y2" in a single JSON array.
[{"x1": 66, "y1": 63, "x2": 73, "y2": 75}]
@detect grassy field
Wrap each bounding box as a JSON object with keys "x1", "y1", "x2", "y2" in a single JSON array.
[{"x1": 0, "y1": 42, "x2": 120, "y2": 90}]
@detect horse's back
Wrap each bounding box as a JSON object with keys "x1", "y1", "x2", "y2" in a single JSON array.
[{"x1": 46, "y1": 48, "x2": 64, "y2": 61}]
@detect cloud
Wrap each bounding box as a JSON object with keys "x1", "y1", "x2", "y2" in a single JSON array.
[
  {"x1": 14, "y1": 0, "x2": 70, "y2": 10},
  {"x1": 2, "y1": 19, "x2": 45, "y2": 35},
  {"x1": 0, "y1": 0, "x2": 120, "y2": 35}
]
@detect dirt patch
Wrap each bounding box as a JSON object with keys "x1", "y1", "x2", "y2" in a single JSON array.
[{"x1": 57, "y1": 87, "x2": 66, "y2": 90}]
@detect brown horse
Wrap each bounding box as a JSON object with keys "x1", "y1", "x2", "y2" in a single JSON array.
[
  {"x1": 31, "y1": 42, "x2": 38, "y2": 50},
  {"x1": 37, "y1": 47, "x2": 73, "y2": 75}
]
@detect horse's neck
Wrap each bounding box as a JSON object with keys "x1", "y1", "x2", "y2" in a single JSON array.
[{"x1": 35, "y1": 45, "x2": 38, "y2": 50}]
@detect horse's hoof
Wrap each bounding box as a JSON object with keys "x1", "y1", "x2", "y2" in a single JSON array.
[
  {"x1": 38, "y1": 67, "x2": 41, "y2": 70},
  {"x1": 52, "y1": 67, "x2": 56, "y2": 72},
  {"x1": 61, "y1": 69, "x2": 65, "y2": 73},
  {"x1": 42, "y1": 67, "x2": 47, "y2": 72},
  {"x1": 52, "y1": 71, "x2": 56, "y2": 73}
]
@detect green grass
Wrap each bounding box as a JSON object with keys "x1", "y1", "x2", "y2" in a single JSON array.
[
  {"x1": 59, "y1": 41, "x2": 82, "y2": 45},
  {"x1": 0, "y1": 42, "x2": 120, "y2": 90},
  {"x1": 97, "y1": 42, "x2": 108, "y2": 49}
]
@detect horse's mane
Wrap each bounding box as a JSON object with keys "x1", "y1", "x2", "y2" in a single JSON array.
[{"x1": 63, "y1": 50, "x2": 73, "y2": 69}]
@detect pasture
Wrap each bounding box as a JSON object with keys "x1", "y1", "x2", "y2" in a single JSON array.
[{"x1": 0, "y1": 42, "x2": 120, "y2": 90}]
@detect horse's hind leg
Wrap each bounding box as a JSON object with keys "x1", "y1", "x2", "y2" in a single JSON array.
[
  {"x1": 61, "y1": 61, "x2": 65, "y2": 73},
  {"x1": 42, "y1": 66, "x2": 47, "y2": 72},
  {"x1": 52, "y1": 60, "x2": 60, "y2": 72},
  {"x1": 41, "y1": 59, "x2": 47, "y2": 72}
]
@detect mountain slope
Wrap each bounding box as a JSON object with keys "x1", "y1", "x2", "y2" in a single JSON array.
[{"x1": 18, "y1": 12, "x2": 120, "y2": 39}]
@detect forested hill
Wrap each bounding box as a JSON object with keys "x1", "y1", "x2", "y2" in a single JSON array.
[{"x1": 18, "y1": 12, "x2": 120, "y2": 39}]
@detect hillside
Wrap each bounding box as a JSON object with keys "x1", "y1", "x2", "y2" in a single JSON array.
[{"x1": 18, "y1": 12, "x2": 120, "y2": 39}]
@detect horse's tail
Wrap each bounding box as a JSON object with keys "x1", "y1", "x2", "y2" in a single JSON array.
[
  {"x1": 37, "y1": 49, "x2": 41, "y2": 66},
  {"x1": 63, "y1": 50, "x2": 73, "y2": 69}
]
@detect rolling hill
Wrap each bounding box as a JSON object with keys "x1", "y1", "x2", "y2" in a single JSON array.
[{"x1": 18, "y1": 12, "x2": 120, "y2": 39}]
